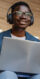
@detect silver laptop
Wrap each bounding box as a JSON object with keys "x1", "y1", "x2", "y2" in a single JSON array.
[{"x1": 0, "y1": 37, "x2": 40, "y2": 74}]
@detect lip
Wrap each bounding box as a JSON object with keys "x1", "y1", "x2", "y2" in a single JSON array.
[
  {"x1": 16, "y1": 19, "x2": 27, "y2": 25},
  {"x1": 20, "y1": 21, "x2": 27, "y2": 25},
  {"x1": 19, "y1": 20, "x2": 27, "y2": 24}
]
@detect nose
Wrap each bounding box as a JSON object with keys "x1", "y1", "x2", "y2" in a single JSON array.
[{"x1": 20, "y1": 14, "x2": 26, "y2": 19}]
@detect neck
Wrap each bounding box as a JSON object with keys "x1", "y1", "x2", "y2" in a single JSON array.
[{"x1": 12, "y1": 25, "x2": 25, "y2": 37}]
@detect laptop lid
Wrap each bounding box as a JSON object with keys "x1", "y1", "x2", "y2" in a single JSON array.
[{"x1": 0, "y1": 37, "x2": 40, "y2": 74}]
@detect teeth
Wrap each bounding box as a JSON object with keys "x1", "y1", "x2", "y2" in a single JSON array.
[{"x1": 20, "y1": 22, "x2": 26, "y2": 24}]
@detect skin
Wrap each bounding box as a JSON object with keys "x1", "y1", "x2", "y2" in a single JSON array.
[{"x1": 12, "y1": 5, "x2": 31, "y2": 37}]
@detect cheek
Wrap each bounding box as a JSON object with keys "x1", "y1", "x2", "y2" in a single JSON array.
[
  {"x1": 28, "y1": 20, "x2": 31, "y2": 24},
  {"x1": 26, "y1": 18, "x2": 31, "y2": 25},
  {"x1": 13, "y1": 15, "x2": 19, "y2": 23},
  {"x1": 13, "y1": 15, "x2": 19, "y2": 20},
  {"x1": 13, "y1": 15, "x2": 16, "y2": 23},
  {"x1": 26, "y1": 20, "x2": 31, "y2": 26}
]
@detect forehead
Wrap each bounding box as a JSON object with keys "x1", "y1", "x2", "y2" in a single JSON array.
[{"x1": 14, "y1": 5, "x2": 30, "y2": 12}]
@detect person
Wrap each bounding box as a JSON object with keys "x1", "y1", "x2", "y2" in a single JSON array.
[
  {"x1": 30, "y1": 74, "x2": 40, "y2": 79},
  {"x1": 0, "y1": 1, "x2": 40, "y2": 79},
  {"x1": 0, "y1": 71, "x2": 18, "y2": 79},
  {"x1": 0, "y1": 1, "x2": 40, "y2": 52}
]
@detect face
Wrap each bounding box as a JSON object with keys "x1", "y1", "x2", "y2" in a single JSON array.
[{"x1": 13, "y1": 5, "x2": 31, "y2": 29}]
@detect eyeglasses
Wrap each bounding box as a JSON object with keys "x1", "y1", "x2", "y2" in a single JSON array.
[{"x1": 13, "y1": 11, "x2": 32, "y2": 17}]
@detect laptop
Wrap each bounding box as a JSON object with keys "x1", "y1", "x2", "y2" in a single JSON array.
[{"x1": 0, "y1": 37, "x2": 40, "y2": 75}]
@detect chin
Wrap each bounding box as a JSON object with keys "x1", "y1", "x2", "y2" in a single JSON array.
[{"x1": 19, "y1": 24, "x2": 27, "y2": 28}]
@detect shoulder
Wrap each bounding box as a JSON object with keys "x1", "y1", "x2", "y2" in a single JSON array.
[
  {"x1": 0, "y1": 29, "x2": 12, "y2": 37},
  {"x1": 0, "y1": 29, "x2": 12, "y2": 52},
  {"x1": 25, "y1": 32, "x2": 40, "y2": 42}
]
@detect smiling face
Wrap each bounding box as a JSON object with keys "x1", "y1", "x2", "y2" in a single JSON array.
[{"x1": 12, "y1": 5, "x2": 31, "y2": 29}]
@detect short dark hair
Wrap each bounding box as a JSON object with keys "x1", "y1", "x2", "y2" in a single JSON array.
[{"x1": 11, "y1": 1, "x2": 33, "y2": 15}]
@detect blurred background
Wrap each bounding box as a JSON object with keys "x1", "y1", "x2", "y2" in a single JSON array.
[{"x1": 0, "y1": 0, "x2": 40, "y2": 39}]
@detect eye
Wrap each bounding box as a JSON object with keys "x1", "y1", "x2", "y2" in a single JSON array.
[
  {"x1": 25, "y1": 12, "x2": 32, "y2": 16},
  {"x1": 16, "y1": 11, "x2": 23, "y2": 15}
]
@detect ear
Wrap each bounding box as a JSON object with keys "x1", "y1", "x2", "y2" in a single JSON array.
[
  {"x1": 7, "y1": 13, "x2": 13, "y2": 24},
  {"x1": 30, "y1": 15, "x2": 34, "y2": 26}
]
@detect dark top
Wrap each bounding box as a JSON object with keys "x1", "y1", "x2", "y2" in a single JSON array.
[{"x1": 0, "y1": 29, "x2": 40, "y2": 52}]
